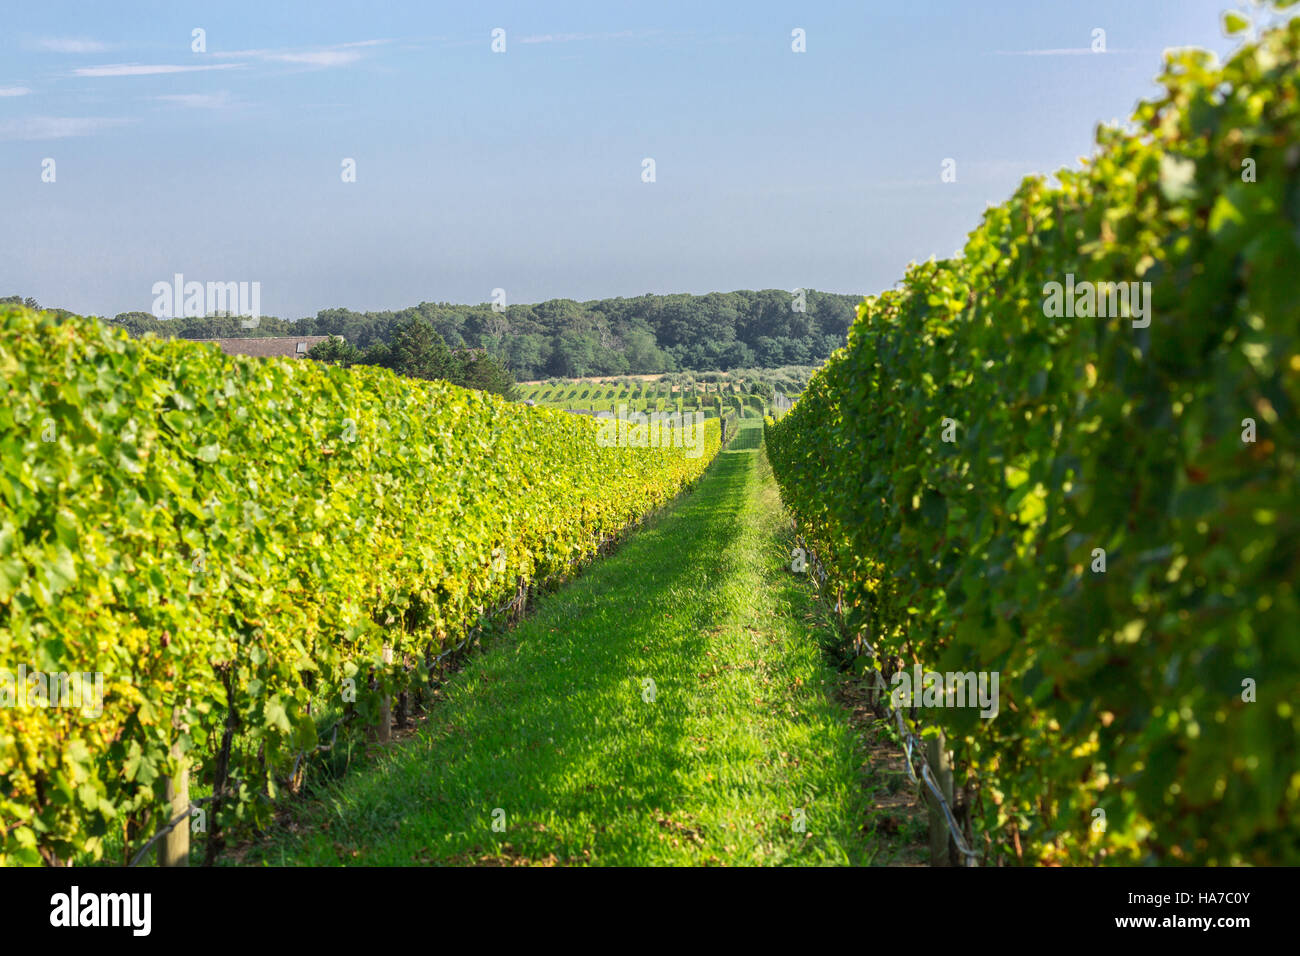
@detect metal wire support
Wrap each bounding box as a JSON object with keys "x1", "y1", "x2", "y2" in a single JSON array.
[{"x1": 796, "y1": 533, "x2": 981, "y2": 866}]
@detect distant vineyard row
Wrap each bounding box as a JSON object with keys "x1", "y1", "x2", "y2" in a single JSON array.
[
  {"x1": 516, "y1": 371, "x2": 806, "y2": 417},
  {"x1": 767, "y1": 19, "x2": 1300, "y2": 864},
  {"x1": 0, "y1": 308, "x2": 720, "y2": 865}
]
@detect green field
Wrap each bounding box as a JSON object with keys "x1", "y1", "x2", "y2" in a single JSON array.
[{"x1": 241, "y1": 421, "x2": 916, "y2": 866}]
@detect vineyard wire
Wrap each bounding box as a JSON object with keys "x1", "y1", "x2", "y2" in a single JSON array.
[{"x1": 794, "y1": 532, "x2": 980, "y2": 866}]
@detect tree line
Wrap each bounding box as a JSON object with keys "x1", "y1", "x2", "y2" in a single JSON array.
[
  {"x1": 29, "y1": 289, "x2": 855, "y2": 378},
  {"x1": 5, "y1": 289, "x2": 858, "y2": 397}
]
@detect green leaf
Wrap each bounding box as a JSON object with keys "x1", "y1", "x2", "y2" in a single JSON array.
[
  {"x1": 1159, "y1": 155, "x2": 1198, "y2": 202},
  {"x1": 1223, "y1": 12, "x2": 1250, "y2": 35},
  {"x1": 264, "y1": 697, "x2": 292, "y2": 734}
]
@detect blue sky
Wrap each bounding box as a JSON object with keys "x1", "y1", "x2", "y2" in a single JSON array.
[{"x1": 0, "y1": 0, "x2": 1264, "y2": 319}]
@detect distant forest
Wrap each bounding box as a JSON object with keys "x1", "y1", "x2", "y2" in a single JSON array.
[{"x1": 16, "y1": 289, "x2": 861, "y2": 380}]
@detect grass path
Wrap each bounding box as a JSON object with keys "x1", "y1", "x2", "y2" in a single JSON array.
[{"x1": 250, "y1": 422, "x2": 885, "y2": 865}]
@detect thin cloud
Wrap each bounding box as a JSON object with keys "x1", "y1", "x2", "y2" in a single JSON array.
[
  {"x1": 73, "y1": 62, "x2": 245, "y2": 78},
  {"x1": 0, "y1": 87, "x2": 32, "y2": 97},
  {"x1": 209, "y1": 48, "x2": 277, "y2": 58},
  {"x1": 0, "y1": 116, "x2": 131, "y2": 140},
  {"x1": 993, "y1": 48, "x2": 1136, "y2": 56},
  {"x1": 519, "y1": 31, "x2": 637, "y2": 44},
  {"x1": 211, "y1": 39, "x2": 389, "y2": 69},
  {"x1": 29, "y1": 36, "x2": 111, "y2": 53},
  {"x1": 268, "y1": 50, "x2": 362, "y2": 67},
  {"x1": 153, "y1": 91, "x2": 236, "y2": 109}
]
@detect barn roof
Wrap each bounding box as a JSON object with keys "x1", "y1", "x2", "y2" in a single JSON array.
[{"x1": 191, "y1": 336, "x2": 338, "y2": 359}]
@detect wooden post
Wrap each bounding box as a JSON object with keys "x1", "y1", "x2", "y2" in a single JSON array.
[
  {"x1": 926, "y1": 731, "x2": 954, "y2": 867},
  {"x1": 158, "y1": 707, "x2": 189, "y2": 867},
  {"x1": 514, "y1": 576, "x2": 528, "y2": 622},
  {"x1": 378, "y1": 644, "x2": 393, "y2": 743}
]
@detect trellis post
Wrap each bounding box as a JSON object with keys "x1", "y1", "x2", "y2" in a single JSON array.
[
  {"x1": 378, "y1": 644, "x2": 393, "y2": 742},
  {"x1": 158, "y1": 706, "x2": 189, "y2": 866},
  {"x1": 926, "y1": 730, "x2": 955, "y2": 866}
]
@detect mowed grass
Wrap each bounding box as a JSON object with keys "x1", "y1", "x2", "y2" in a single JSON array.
[{"x1": 247, "y1": 421, "x2": 879, "y2": 865}]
